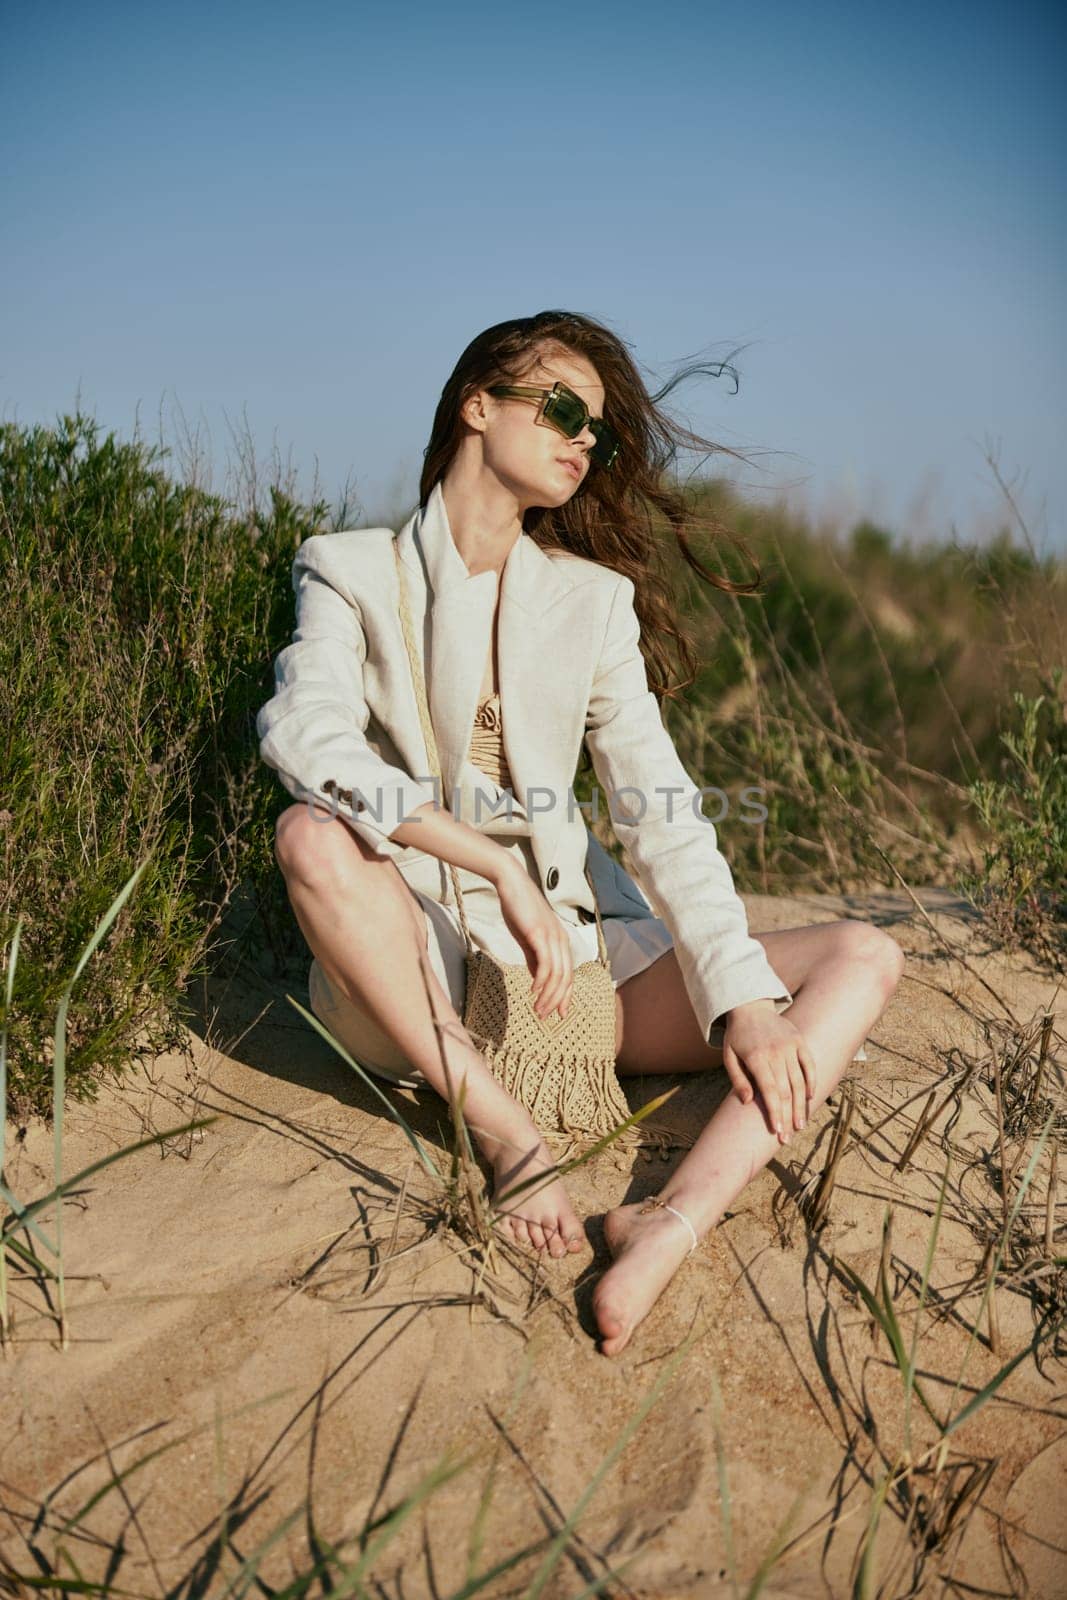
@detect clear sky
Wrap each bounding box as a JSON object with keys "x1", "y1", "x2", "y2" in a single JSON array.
[{"x1": 4, "y1": 1, "x2": 1065, "y2": 549}]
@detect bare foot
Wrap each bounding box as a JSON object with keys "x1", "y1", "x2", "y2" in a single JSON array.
[
  {"x1": 592, "y1": 1200, "x2": 699, "y2": 1356},
  {"x1": 491, "y1": 1138, "x2": 586, "y2": 1260}
]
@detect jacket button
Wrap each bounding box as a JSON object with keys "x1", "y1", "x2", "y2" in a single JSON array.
[
  {"x1": 546, "y1": 866, "x2": 559, "y2": 890},
  {"x1": 325, "y1": 779, "x2": 364, "y2": 813}
]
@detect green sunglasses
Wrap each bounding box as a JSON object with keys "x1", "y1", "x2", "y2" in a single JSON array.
[{"x1": 486, "y1": 381, "x2": 620, "y2": 469}]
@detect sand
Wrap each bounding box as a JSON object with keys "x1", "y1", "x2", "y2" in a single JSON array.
[{"x1": 3, "y1": 888, "x2": 1065, "y2": 1598}]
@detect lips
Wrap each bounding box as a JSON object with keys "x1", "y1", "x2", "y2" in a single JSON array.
[{"x1": 557, "y1": 458, "x2": 583, "y2": 480}]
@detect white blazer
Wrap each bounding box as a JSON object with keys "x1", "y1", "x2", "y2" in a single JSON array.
[{"x1": 256, "y1": 480, "x2": 792, "y2": 1042}]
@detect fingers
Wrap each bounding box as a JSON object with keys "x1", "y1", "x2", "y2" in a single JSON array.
[
  {"x1": 530, "y1": 925, "x2": 574, "y2": 1022},
  {"x1": 730, "y1": 1042, "x2": 817, "y2": 1140},
  {"x1": 744, "y1": 1050, "x2": 782, "y2": 1138},
  {"x1": 740, "y1": 1049, "x2": 791, "y2": 1141},
  {"x1": 770, "y1": 1058, "x2": 794, "y2": 1141},
  {"x1": 722, "y1": 1045, "x2": 755, "y2": 1106},
  {"x1": 787, "y1": 1054, "x2": 807, "y2": 1132},
  {"x1": 528, "y1": 928, "x2": 552, "y2": 1014},
  {"x1": 547, "y1": 928, "x2": 573, "y2": 1019},
  {"x1": 797, "y1": 1039, "x2": 819, "y2": 1108}
]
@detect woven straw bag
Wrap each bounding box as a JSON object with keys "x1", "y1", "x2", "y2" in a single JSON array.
[{"x1": 393, "y1": 537, "x2": 660, "y2": 1156}]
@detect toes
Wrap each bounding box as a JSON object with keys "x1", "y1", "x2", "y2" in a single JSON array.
[
  {"x1": 592, "y1": 1292, "x2": 630, "y2": 1354},
  {"x1": 498, "y1": 1209, "x2": 583, "y2": 1257},
  {"x1": 559, "y1": 1214, "x2": 585, "y2": 1252},
  {"x1": 545, "y1": 1223, "x2": 568, "y2": 1259}
]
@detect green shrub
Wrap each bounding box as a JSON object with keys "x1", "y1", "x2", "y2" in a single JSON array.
[
  {"x1": 956, "y1": 670, "x2": 1067, "y2": 966},
  {"x1": 0, "y1": 412, "x2": 320, "y2": 1114}
]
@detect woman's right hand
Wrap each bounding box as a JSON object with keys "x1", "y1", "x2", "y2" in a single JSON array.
[{"x1": 491, "y1": 856, "x2": 574, "y2": 1022}]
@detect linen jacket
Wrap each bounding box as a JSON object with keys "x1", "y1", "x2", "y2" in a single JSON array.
[{"x1": 256, "y1": 479, "x2": 793, "y2": 1041}]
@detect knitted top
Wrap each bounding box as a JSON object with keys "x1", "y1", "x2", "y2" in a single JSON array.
[{"x1": 467, "y1": 691, "x2": 513, "y2": 792}]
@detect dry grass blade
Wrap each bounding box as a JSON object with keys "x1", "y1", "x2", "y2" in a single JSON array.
[
  {"x1": 990, "y1": 1044, "x2": 1012, "y2": 1240},
  {"x1": 802, "y1": 1080, "x2": 856, "y2": 1230},
  {"x1": 362, "y1": 1161, "x2": 413, "y2": 1297},
  {"x1": 895, "y1": 1087, "x2": 938, "y2": 1174},
  {"x1": 928, "y1": 1456, "x2": 997, "y2": 1556},
  {"x1": 985, "y1": 1249, "x2": 1002, "y2": 1357},
  {"x1": 1031, "y1": 1012, "x2": 1054, "y2": 1111},
  {"x1": 1045, "y1": 1140, "x2": 1059, "y2": 1258},
  {"x1": 942, "y1": 1110, "x2": 1057, "y2": 1434}
]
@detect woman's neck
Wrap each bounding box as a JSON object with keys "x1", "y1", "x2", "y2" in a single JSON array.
[{"x1": 439, "y1": 467, "x2": 523, "y2": 579}]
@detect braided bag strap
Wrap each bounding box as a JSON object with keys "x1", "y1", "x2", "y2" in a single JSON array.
[
  {"x1": 391, "y1": 536, "x2": 608, "y2": 965},
  {"x1": 393, "y1": 537, "x2": 476, "y2": 950}
]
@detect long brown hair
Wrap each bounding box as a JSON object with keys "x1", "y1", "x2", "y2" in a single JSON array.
[{"x1": 419, "y1": 309, "x2": 767, "y2": 700}]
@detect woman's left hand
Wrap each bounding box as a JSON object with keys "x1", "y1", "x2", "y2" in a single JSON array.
[{"x1": 720, "y1": 1001, "x2": 818, "y2": 1142}]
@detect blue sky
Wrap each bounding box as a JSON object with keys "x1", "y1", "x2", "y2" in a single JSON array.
[{"x1": 4, "y1": 1, "x2": 1065, "y2": 548}]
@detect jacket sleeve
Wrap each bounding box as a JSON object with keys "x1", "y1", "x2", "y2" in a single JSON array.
[
  {"x1": 584, "y1": 572, "x2": 792, "y2": 1041},
  {"x1": 256, "y1": 538, "x2": 440, "y2": 855}
]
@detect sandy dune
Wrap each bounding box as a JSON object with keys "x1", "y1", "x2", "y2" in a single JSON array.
[{"x1": 3, "y1": 888, "x2": 1064, "y2": 1598}]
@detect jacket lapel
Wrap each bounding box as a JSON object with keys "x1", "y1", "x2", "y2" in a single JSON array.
[{"x1": 394, "y1": 481, "x2": 574, "y2": 838}]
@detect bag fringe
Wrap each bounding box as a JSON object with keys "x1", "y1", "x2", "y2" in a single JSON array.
[{"x1": 475, "y1": 1039, "x2": 693, "y2": 1159}]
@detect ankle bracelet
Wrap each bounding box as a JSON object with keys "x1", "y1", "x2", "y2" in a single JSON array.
[{"x1": 640, "y1": 1195, "x2": 699, "y2": 1256}]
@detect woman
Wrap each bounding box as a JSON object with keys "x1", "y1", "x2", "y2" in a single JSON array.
[{"x1": 257, "y1": 309, "x2": 905, "y2": 1358}]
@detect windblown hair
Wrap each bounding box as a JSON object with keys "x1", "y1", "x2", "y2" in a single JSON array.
[{"x1": 419, "y1": 309, "x2": 767, "y2": 701}]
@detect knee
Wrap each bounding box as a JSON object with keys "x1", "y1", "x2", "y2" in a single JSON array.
[
  {"x1": 837, "y1": 920, "x2": 906, "y2": 993},
  {"x1": 273, "y1": 802, "x2": 368, "y2": 884}
]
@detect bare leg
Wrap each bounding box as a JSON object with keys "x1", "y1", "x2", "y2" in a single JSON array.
[
  {"x1": 274, "y1": 804, "x2": 585, "y2": 1257},
  {"x1": 593, "y1": 921, "x2": 906, "y2": 1355}
]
